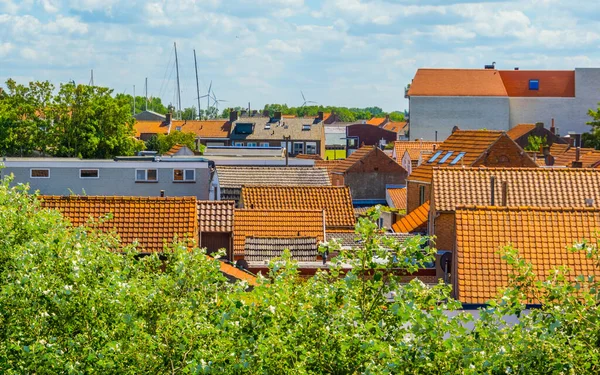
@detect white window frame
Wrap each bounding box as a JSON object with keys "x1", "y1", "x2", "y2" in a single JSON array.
[
  {"x1": 30, "y1": 168, "x2": 50, "y2": 178},
  {"x1": 173, "y1": 169, "x2": 195, "y2": 182},
  {"x1": 234, "y1": 142, "x2": 243, "y2": 147},
  {"x1": 135, "y1": 169, "x2": 158, "y2": 182},
  {"x1": 79, "y1": 169, "x2": 99, "y2": 179},
  {"x1": 260, "y1": 142, "x2": 270, "y2": 147},
  {"x1": 247, "y1": 142, "x2": 257, "y2": 147}
]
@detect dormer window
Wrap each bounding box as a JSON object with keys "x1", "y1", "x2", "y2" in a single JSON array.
[
  {"x1": 529, "y1": 79, "x2": 539, "y2": 90},
  {"x1": 302, "y1": 124, "x2": 311, "y2": 131},
  {"x1": 234, "y1": 123, "x2": 254, "y2": 134}
]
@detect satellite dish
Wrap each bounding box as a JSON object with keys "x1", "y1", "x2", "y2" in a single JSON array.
[
  {"x1": 236, "y1": 259, "x2": 249, "y2": 270},
  {"x1": 439, "y1": 252, "x2": 452, "y2": 272}
]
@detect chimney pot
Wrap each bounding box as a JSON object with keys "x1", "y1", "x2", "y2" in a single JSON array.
[
  {"x1": 318, "y1": 111, "x2": 324, "y2": 121},
  {"x1": 274, "y1": 111, "x2": 282, "y2": 119},
  {"x1": 165, "y1": 112, "x2": 172, "y2": 125},
  {"x1": 550, "y1": 118, "x2": 556, "y2": 134},
  {"x1": 160, "y1": 190, "x2": 165, "y2": 197}
]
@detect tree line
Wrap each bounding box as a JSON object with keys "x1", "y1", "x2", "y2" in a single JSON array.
[{"x1": 2, "y1": 176, "x2": 600, "y2": 373}]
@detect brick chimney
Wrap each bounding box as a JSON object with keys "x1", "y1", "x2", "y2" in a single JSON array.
[
  {"x1": 240, "y1": 109, "x2": 247, "y2": 117},
  {"x1": 262, "y1": 109, "x2": 270, "y2": 117},
  {"x1": 251, "y1": 110, "x2": 258, "y2": 116},
  {"x1": 317, "y1": 111, "x2": 324, "y2": 121},
  {"x1": 535, "y1": 122, "x2": 544, "y2": 130},
  {"x1": 550, "y1": 118, "x2": 556, "y2": 134},
  {"x1": 274, "y1": 111, "x2": 282, "y2": 120},
  {"x1": 165, "y1": 112, "x2": 172, "y2": 125},
  {"x1": 229, "y1": 110, "x2": 238, "y2": 122},
  {"x1": 571, "y1": 133, "x2": 582, "y2": 168}
]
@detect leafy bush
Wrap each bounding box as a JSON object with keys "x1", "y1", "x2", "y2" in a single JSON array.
[{"x1": 1, "y1": 177, "x2": 600, "y2": 373}]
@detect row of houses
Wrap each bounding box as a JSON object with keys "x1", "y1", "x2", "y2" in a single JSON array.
[{"x1": 134, "y1": 110, "x2": 407, "y2": 159}]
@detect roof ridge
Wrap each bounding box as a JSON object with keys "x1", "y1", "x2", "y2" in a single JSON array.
[{"x1": 456, "y1": 205, "x2": 600, "y2": 212}]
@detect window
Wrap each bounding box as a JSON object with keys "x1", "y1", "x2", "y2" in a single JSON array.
[
  {"x1": 30, "y1": 169, "x2": 49, "y2": 178},
  {"x1": 438, "y1": 151, "x2": 454, "y2": 164},
  {"x1": 260, "y1": 142, "x2": 270, "y2": 147},
  {"x1": 302, "y1": 124, "x2": 311, "y2": 131},
  {"x1": 136, "y1": 169, "x2": 158, "y2": 182},
  {"x1": 419, "y1": 185, "x2": 426, "y2": 205},
  {"x1": 529, "y1": 79, "x2": 539, "y2": 90},
  {"x1": 234, "y1": 142, "x2": 243, "y2": 147},
  {"x1": 265, "y1": 124, "x2": 271, "y2": 130},
  {"x1": 306, "y1": 142, "x2": 317, "y2": 154},
  {"x1": 234, "y1": 123, "x2": 253, "y2": 134},
  {"x1": 427, "y1": 151, "x2": 443, "y2": 163},
  {"x1": 293, "y1": 142, "x2": 304, "y2": 154},
  {"x1": 79, "y1": 169, "x2": 99, "y2": 179},
  {"x1": 173, "y1": 169, "x2": 195, "y2": 182},
  {"x1": 247, "y1": 142, "x2": 257, "y2": 147},
  {"x1": 449, "y1": 152, "x2": 466, "y2": 165}
]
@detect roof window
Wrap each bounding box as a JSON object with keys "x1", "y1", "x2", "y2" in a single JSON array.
[
  {"x1": 427, "y1": 150, "x2": 443, "y2": 163},
  {"x1": 438, "y1": 151, "x2": 454, "y2": 164},
  {"x1": 302, "y1": 124, "x2": 311, "y2": 131},
  {"x1": 529, "y1": 79, "x2": 539, "y2": 90},
  {"x1": 234, "y1": 123, "x2": 254, "y2": 135},
  {"x1": 449, "y1": 152, "x2": 466, "y2": 165}
]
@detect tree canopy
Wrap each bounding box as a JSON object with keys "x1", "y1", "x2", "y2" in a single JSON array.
[
  {"x1": 0, "y1": 79, "x2": 144, "y2": 158},
  {"x1": 261, "y1": 104, "x2": 405, "y2": 123},
  {"x1": 583, "y1": 101, "x2": 600, "y2": 149},
  {"x1": 2, "y1": 175, "x2": 600, "y2": 373},
  {"x1": 145, "y1": 131, "x2": 200, "y2": 155}
]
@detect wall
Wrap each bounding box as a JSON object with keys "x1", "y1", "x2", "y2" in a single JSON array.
[
  {"x1": 2, "y1": 162, "x2": 211, "y2": 199},
  {"x1": 406, "y1": 181, "x2": 430, "y2": 213},
  {"x1": 343, "y1": 150, "x2": 408, "y2": 200},
  {"x1": 409, "y1": 96, "x2": 510, "y2": 141},
  {"x1": 200, "y1": 232, "x2": 232, "y2": 259},
  {"x1": 401, "y1": 151, "x2": 413, "y2": 175},
  {"x1": 475, "y1": 135, "x2": 538, "y2": 168},
  {"x1": 346, "y1": 124, "x2": 397, "y2": 147},
  {"x1": 432, "y1": 213, "x2": 455, "y2": 251}
]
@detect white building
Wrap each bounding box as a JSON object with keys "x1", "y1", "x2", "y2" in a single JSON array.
[{"x1": 406, "y1": 67, "x2": 600, "y2": 141}]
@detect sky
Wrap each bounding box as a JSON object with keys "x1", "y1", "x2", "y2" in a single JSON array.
[{"x1": 1, "y1": 0, "x2": 599, "y2": 113}]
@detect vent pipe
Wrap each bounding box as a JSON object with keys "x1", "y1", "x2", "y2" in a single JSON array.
[{"x1": 490, "y1": 176, "x2": 496, "y2": 206}]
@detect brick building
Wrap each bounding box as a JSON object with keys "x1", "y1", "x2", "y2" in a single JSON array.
[{"x1": 329, "y1": 146, "x2": 407, "y2": 201}]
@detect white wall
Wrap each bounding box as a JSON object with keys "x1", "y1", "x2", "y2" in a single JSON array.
[{"x1": 409, "y1": 96, "x2": 510, "y2": 141}]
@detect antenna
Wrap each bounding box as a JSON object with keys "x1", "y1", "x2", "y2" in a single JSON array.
[
  {"x1": 194, "y1": 49, "x2": 201, "y2": 120},
  {"x1": 145, "y1": 77, "x2": 148, "y2": 111},
  {"x1": 174, "y1": 42, "x2": 182, "y2": 119}
]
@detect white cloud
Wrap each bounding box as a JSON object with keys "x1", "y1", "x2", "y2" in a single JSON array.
[
  {"x1": 20, "y1": 47, "x2": 38, "y2": 60},
  {"x1": 40, "y1": 0, "x2": 59, "y2": 13},
  {"x1": 0, "y1": 42, "x2": 14, "y2": 57},
  {"x1": 267, "y1": 39, "x2": 302, "y2": 53},
  {"x1": 47, "y1": 15, "x2": 88, "y2": 34}
]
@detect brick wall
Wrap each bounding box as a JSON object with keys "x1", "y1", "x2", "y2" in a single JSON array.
[
  {"x1": 330, "y1": 173, "x2": 344, "y2": 186},
  {"x1": 407, "y1": 181, "x2": 430, "y2": 213},
  {"x1": 432, "y1": 213, "x2": 455, "y2": 252},
  {"x1": 476, "y1": 135, "x2": 538, "y2": 168}
]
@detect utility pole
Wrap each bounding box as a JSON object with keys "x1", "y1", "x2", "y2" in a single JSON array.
[
  {"x1": 194, "y1": 49, "x2": 201, "y2": 120},
  {"x1": 283, "y1": 135, "x2": 291, "y2": 167},
  {"x1": 174, "y1": 42, "x2": 182, "y2": 120},
  {"x1": 132, "y1": 85, "x2": 135, "y2": 116},
  {"x1": 145, "y1": 77, "x2": 148, "y2": 111}
]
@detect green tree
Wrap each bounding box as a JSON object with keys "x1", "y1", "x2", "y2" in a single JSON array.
[
  {"x1": 524, "y1": 135, "x2": 548, "y2": 152},
  {"x1": 145, "y1": 131, "x2": 197, "y2": 154},
  {"x1": 583, "y1": 102, "x2": 600, "y2": 149},
  {"x1": 51, "y1": 83, "x2": 144, "y2": 158}
]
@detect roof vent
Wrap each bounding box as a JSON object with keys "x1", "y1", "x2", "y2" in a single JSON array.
[
  {"x1": 585, "y1": 198, "x2": 594, "y2": 207},
  {"x1": 514, "y1": 67, "x2": 519, "y2": 70}
]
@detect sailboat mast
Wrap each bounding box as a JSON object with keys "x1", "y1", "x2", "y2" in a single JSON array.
[
  {"x1": 174, "y1": 42, "x2": 182, "y2": 119},
  {"x1": 194, "y1": 49, "x2": 201, "y2": 120}
]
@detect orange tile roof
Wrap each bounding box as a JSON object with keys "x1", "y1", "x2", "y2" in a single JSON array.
[
  {"x1": 408, "y1": 130, "x2": 506, "y2": 183},
  {"x1": 217, "y1": 259, "x2": 258, "y2": 286},
  {"x1": 407, "y1": 69, "x2": 508, "y2": 96},
  {"x1": 506, "y1": 124, "x2": 536, "y2": 141},
  {"x1": 315, "y1": 159, "x2": 344, "y2": 171},
  {"x1": 164, "y1": 144, "x2": 184, "y2": 156},
  {"x1": 552, "y1": 147, "x2": 600, "y2": 167},
  {"x1": 40, "y1": 196, "x2": 198, "y2": 253},
  {"x1": 550, "y1": 143, "x2": 569, "y2": 155},
  {"x1": 405, "y1": 148, "x2": 425, "y2": 161},
  {"x1": 433, "y1": 167, "x2": 600, "y2": 212},
  {"x1": 393, "y1": 140, "x2": 438, "y2": 163},
  {"x1": 499, "y1": 70, "x2": 575, "y2": 98},
  {"x1": 134, "y1": 120, "x2": 169, "y2": 137},
  {"x1": 198, "y1": 201, "x2": 235, "y2": 232},
  {"x1": 387, "y1": 188, "x2": 407, "y2": 210},
  {"x1": 240, "y1": 186, "x2": 355, "y2": 229},
  {"x1": 392, "y1": 201, "x2": 429, "y2": 233},
  {"x1": 382, "y1": 121, "x2": 407, "y2": 133},
  {"x1": 233, "y1": 209, "x2": 325, "y2": 256},
  {"x1": 331, "y1": 146, "x2": 376, "y2": 173},
  {"x1": 295, "y1": 153, "x2": 324, "y2": 160},
  {"x1": 455, "y1": 206, "x2": 600, "y2": 304},
  {"x1": 366, "y1": 117, "x2": 386, "y2": 125},
  {"x1": 175, "y1": 120, "x2": 231, "y2": 138},
  {"x1": 282, "y1": 114, "x2": 297, "y2": 118}
]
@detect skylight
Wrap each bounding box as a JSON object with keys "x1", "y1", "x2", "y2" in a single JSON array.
[
  {"x1": 427, "y1": 151, "x2": 443, "y2": 163},
  {"x1": 449, "y1": 152, "x2": 466, "y2": 165},
  {"x1": 438, "y1": 151, "x2": 454, "y2": 164}
]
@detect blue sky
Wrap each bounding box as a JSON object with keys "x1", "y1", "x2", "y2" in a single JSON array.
[{"x1": 1, "y1": 0, "x2": 599, "y2": 112}]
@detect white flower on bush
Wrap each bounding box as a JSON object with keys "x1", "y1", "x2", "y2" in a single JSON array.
[{"x1": 268, "y1": 305, "x2": 276, "y2": 314}]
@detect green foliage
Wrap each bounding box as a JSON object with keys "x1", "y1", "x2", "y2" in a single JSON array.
[
  {"x1": 0, "y1": 79, "x2": 145, "y2": 158},
  {"x1": 145, "y1": 131, "x2": 197, "y2": 154},
  {"x1": 583, "y1": 103, "x2": 600, "y2": 149},
  {"x1": 262, "y1": 104, "x2": 404, "y2": 123},
  {"x1": 524, "y1": 135, "x2": 548, "y2": 152},
  {"x1": 2, "y1": 182, "x2": 600, "y2": 372}
]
